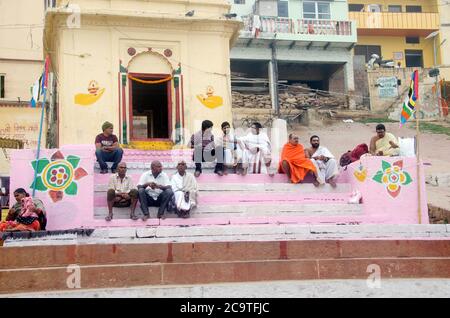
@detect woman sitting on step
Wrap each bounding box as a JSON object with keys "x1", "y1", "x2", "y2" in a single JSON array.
[
  {"x1": 0, "y1": 188, "x2": 47, "y2": 232},
  {"x1": 168, "y1": 161, "x2": 198, "y2": 218}
]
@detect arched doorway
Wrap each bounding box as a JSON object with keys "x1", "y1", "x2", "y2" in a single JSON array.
[{"x1": 127, "y1": 51, "x2": 173, "y2": 141}]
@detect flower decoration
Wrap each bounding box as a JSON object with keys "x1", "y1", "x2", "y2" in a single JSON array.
[
  {"x1": 30, "y1": 151, "x2": 88, "y2": 202},
  {"x1": 372, "y1": 160, "x2": 412, "y2": 198}
]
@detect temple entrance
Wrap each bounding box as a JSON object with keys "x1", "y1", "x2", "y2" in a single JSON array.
[{"x1": 129, "y1": 75, "x2": 171, "y2": 140}]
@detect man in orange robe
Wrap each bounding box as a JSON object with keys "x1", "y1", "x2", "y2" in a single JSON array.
[{"x1": 278, "y1": 134, "x2": 323, "y2": 186}]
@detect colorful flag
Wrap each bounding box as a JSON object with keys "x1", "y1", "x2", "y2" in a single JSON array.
[
  {"x1": 30, "y1": 75, "x2": 42, "y2": 108},
  {"x1": 400, "y1": 70, "x2": 419, "y2": 125},
  {"x1": 30, "y1": 56, "x2": 50, "y2": 108}
]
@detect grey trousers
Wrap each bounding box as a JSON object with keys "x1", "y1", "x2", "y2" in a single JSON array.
[{"x1": 138, "y1": 188, "x2": 174, "y2": 217}]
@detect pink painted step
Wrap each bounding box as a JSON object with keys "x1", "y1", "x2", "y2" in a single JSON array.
[
  {"x1": 94, "y1": 173, "x2": 324, "y2": 184},
  {"x1": 93, "y1": 192, "x2": 350, "y2": 207},
  {"x1": 95, "y1": 173, "x2": 289, "y2": 183},
  {"x1": 122, "y1": 149, "x2": 193, "y2": 162}
]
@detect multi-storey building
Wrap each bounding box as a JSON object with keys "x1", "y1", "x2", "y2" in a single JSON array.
[
  {"x1": 348, "y1": 0, "x2": 442, "y2": 68},
  {"x1": 230, "y1": 0, "x2": 358, "y2": 108}
]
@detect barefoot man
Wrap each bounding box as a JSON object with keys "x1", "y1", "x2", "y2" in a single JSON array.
[
  {"x1": 305, "y1": 135, "x2": 339, "y2": 188},
  {"x1": 278, "y1": 134, "x2": 322, "y2": 186}
]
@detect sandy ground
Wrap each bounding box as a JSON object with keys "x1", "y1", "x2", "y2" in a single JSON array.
[{"x1": 292, "y1": 120, "x2": 450, "y2": 211}]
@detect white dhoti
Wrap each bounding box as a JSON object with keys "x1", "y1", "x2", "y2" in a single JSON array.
[
  {"x1": 239, "y1": 132, "x2": 272, "y2": 174},
  {"x1": 173, "y1": 191, "x2": 195, "y2": 211},
  {"x1": 170, "y1": 172, "x2": 198, "y2": 215},
  {"x1": 310, "y1": 146, "x2": 339, "y2": 182},
  {"x1": 224, "y1": 147, "x2": 246, "y2": 167}
]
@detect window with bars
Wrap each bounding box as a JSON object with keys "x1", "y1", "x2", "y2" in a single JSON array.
[
  {"x1": 44, "y1": 0, "x2": 56, "y2": 10},
  {"x1": 278, "y1": 0, "x2": 289, "y2": 18},
  {"x1": 406, "y1": 36, "x2": 420, "y2": 44},
  {"x1": 406, "y1": 6, "x2": 422, "y2": 13},
  {"x1": 388, "y1": 5, "x2": 402, "y2": 12},
  {"x1": 303, "y1": 1, "x2": 331, "y2": 20},
  {"x1": 349, "y1": 4, "x2": 364, "y2": 12},
  {"x1": 234, "y1": 0, "x2": 245, "y2": 4},
  {"x1": 354, "y1": 45, "x2": 382, "y2": 62}
]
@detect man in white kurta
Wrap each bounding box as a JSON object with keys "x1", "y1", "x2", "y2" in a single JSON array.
[
  {"x1": 238, "y1": 122, "x2": 273, "y2": 175},
  {"x1": 170, "y1": 161, "x2": 198, "y2": 218},
  {"x1": 305, "y1": 135, "x2": 339, "y2": 187},
  {"x1": 218, "y1": 122, "x2": 246, "y2": 174}
]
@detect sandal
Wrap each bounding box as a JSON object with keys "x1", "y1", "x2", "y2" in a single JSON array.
[
  {"x1": 130, "y1": 214, "x2": 139, "y2": 221},
  {"x1": 105, "y1": 214, "x2": 113, "y2": 222}
]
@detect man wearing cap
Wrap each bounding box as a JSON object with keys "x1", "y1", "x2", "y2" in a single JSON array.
[{"x1": 95, "y1": 121, "x2": 123, "y2": 174}]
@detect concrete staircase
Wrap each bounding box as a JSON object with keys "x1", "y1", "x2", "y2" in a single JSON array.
[
  {"x1": 93, "y1": 150, "x2": 362, "y2": 225},
  {"x1": 1, "y1": 233, "x2": 450, "y2": 294}
]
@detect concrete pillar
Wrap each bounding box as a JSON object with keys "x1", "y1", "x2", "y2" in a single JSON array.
[
  {"x1": 270, "y1": 119, "x2": 287, "y2": 171},
  {"x1": 268, "y1": 43, "x2": 280, "y2": 115},
  {"x1": 269, "y1": 60, "x2": 276, "y2": 111},
  {"x1": 344, "y1": 60, "x2": 357, "y2": 110}
]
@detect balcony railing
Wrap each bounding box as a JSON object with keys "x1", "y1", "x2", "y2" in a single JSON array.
[
  {"x1": 349, "y1": 12, "x2": 440, "y2": 30},
  {"x1": 242, "y1": 15, "x2": 354, "y2": 37}
]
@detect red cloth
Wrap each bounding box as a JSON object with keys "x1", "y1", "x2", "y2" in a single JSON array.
[
  {"x1": 0, "y1": 220, "x2": 40, "y2": 232},
  {"x1": 350, "y1": 144, "x2": 369, "y2": 162}
]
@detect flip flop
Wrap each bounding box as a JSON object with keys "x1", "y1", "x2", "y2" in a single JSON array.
[
  {"x1": 105, "y1": 215, "x2": 113, "y2": 222},
  {"x1": 130, "y1": 214, "x2": 139, "y2": 221}
]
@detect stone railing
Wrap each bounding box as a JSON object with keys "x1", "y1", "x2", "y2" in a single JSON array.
[{"x1": 242, "y1": 15, "x2": 353, "y2": 36}]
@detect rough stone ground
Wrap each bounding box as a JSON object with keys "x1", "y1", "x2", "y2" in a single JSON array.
[
  {"x1": 291, "y1": 120, "x2": 450, "y2": 217},
  {"x1": 3, "y1": 279, "x2": 450, "y2": 298}
]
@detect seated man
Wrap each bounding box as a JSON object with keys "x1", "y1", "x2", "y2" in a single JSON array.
[
  {"x1": 137, "y1": 160, "x2": 173, "y2": 220},
  {"x1": 106, "y1": 162, "x2": 139, "y2": 221},
  {"x1": 0, "y1": 188, "x2": 46, "y2": 232},
  {"x1": 190, "y1": 120, "x2": 223, "y2": 177},
  {"x1": 278, "y1": 134, "x2": 322, "y2": 186},
  {"x1": 169, "y1": 161, "x2": 198, "y2": 219},
  {"x1": 95, "y1": 121, "x2": 124, "y2": 174},
  {"x1": 306, "y1": 135, "x2": 339, "y2": 188},
  {"x1": 219, "y1": 121, "x2": 246, "y2": 175},
  {"x1": 239, "y1": 122, "x2": 274, "y2": 176},
  {"x1": 370, "y1": 124, "x2": 400, "y2": 157}
]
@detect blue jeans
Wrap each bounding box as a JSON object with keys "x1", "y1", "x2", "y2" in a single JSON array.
[{"x1": 95, "y1": 148, "x2": 123, "y2": 170}]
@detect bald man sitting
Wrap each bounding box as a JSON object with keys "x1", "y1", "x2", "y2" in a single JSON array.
[
  {"x1": 137, "y1": 161, "x2": 173, "y2": 220},
  {"x1": 106, "y1": 162, "x2": 138, "y2": 221}
]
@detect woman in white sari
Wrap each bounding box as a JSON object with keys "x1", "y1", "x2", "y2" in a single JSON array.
[
  {"x1": 170, "y1": 161, "x2": 198, "y2": 218},
  {"x1": 239, "y1": 122, "x2": 274, "y2": 176}
]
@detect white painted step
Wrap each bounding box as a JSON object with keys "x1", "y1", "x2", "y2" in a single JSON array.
[
  {"x1": 94, "y1": 183, "x2": 352, "y2": 193},
  {"x1": 93, "y1": 204, "x2": 362, "y2": 219}
]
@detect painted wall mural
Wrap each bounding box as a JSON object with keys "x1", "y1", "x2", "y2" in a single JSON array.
[
  {"x1": 197, "y1": 86, "x2": 223, "y2": 109},
  {"x1": 353, "y1": 162, "x2": 368, "y2": 182},
  {"x1": 74, "y1": 80, "x2": 105, "y2": 106},
  {"x1": 372, "y1": 160, "x2": 412, "y2": 198},
  {"x1": 30, "y1": 150, "x2": 88, "y2": 202}
]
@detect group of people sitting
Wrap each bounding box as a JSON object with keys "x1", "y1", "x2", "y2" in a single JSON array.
[
  {"x1": 105, "y1": 160, "x2": 197, "y2": 221},
  {"x1": 0, "y1": 121, "x2": 404, "y2": 230}
]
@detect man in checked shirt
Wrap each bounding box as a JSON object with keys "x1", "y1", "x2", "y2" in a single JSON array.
[{"x1": 106, "y1": 162, "x2": 139, "y2": 221}]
